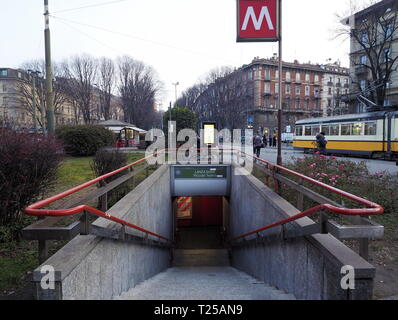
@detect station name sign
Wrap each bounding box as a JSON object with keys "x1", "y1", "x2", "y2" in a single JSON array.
[
  {"x1": 175, "y1": 167, "x2": 227, "y2": 179},
  {"x1": 237, "y1": 0, "x2": 279, "y2": 42}
]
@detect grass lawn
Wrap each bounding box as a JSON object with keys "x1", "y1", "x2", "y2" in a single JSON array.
[{"x1": 0, "y1": 152, "x2": 146, "y2": 298}]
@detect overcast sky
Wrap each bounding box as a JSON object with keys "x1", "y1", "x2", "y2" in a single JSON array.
[{"x1": 1, "y1": 0, "x2": 367, "y2": 110}]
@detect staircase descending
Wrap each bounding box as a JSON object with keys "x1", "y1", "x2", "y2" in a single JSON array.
[{"x1": 114, "y1": 227, "x2": 296, "y2": 300}]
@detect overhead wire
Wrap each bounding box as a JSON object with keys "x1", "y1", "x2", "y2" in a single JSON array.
[
  {"x1": 52, "y1": 0, "x2": 132, "y2": 14},
  {"x1": 49, "y1": 15, "x2": 237, "y2": 65},
  {"x1": 54, "y1": 17, "x2": 124, "y2": 55}
]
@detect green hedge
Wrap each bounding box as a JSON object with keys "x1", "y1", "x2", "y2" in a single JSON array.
[{"x1": 56, "y1": 125, "x2": 115, "y2": 157}]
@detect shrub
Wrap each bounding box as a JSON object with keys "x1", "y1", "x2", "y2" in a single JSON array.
[
  {"x1": 284, "y1": 153, "x2": 398, "y2": 217},
  {"x1": 91, "y1": 148, "x2": 128, "y2": 183},
  {"x1": 91, "y1": 149, "x2": 129, "y2": 209},
  {"x1": 56, "y1": 125, "x2": 115, "y2": 157},
  {"x1": 0, "y1": 129, "x2": 64, "y2": 241}
]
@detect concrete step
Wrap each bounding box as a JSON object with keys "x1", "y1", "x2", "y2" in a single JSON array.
[
  {"x1": 114, "y1": 267, "x2": 296, "y2": 300},
  {"x1": 175, "y1": 227, "x2": 224, "y2": 249},
  {"x1": 173, "y1": 249, "x2": 230, "y2": 267}
]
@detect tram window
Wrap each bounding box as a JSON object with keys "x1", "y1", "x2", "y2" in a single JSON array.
[
  {"x1": 341, "y1": 124, "x2": 352, "y2": 135},
  {"x1": 321, "y1": 125, "x2": 330, "y2": 136},
  {"x1": 365, "y1": 122, "x2": 377, "y2": 135},
  {"x1": 351, "y1": 123, "x2": 363, "y2": 135},
  {"x1": 295, "y1": 126, "x2": 303, "y2": 136},
  {"x1": 311, "y1": 126, "x2": 320, "y2": 136},
  {"x1": 330, "y1": 125, "x2": 339, "y2": 136},
  {"x1": 305, "y1": 126, "x2": 312, "y2": 136}
]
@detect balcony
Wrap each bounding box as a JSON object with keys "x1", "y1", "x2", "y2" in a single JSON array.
[
  {"x1": 336, "y1": 83, "x2": 342, "y2": 88},
  {"x1": 282, "y1": 108, "x2": 314, "y2": 114},
  {"x1": 285, "y1": 78, "x2": 292, "y2": 83},
  {"x1": 355, "y1": 66, "x2": 368, "y2": 75},
  {"x1": 327, "y1": 81, "x2": 334, "y2": 86},
  {"x1": 264, "y1": 75, "x2": 271, "y2": 81}
]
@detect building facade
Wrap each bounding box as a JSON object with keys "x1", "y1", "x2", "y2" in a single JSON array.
[
  {"x1": 320, "y1": 63, "x2": 350, "y2": 117},
  {"x1": 192, "y1": 58, "x2": 349, "y2": 136},
  {"x1": 0, "y1": 67, "x2": 124, "y2": 129},
  {"x1": 342, "y1": 0, "x2": 398, "y2": 112},
  {"x1": 0, "y1": 68, "x2": 30, "y2": 126}
]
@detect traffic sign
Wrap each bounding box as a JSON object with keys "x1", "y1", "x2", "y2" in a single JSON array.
[{"x1": 237, "y1": 0, "x2": 279, "y2": 42}]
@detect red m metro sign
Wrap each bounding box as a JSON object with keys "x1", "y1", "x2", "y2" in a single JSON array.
[{"x1": 237, "y1": 0, "x2": 279, "y2": 42}]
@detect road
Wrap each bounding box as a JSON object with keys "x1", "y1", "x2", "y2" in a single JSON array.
[{"x1": 259, "y1": 146, "x2": 398, "y2": 174}]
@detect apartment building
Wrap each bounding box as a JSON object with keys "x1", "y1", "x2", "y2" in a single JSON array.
[
  {"x1": 0, "y1": 67, "x2": 125, "y2": 129},
  {"x1": 342, "y1": 0, "x2": 398, "y2": 112},
  {"x1": 193, "y1": 57, "x2": 349, "y2": 135},
  {"x1": 320, "y1": 62, "x2": 350, "y2": 117},
  {"x1": 0, "y1": 67, "x2": 79, "y2": 129}
]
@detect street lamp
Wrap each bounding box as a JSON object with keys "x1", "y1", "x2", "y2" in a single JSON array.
[{"x1": 172, "y1": 82, "x2": 179, "y2": 107}]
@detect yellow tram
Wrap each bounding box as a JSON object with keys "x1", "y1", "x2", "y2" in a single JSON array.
[{"x1": 293, "y1": 111, "x2": 398, "y2": 159}]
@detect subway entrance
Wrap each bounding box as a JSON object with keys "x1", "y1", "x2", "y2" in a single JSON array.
[{"x1": 173, "y1": 196, "x2": 230, "y2": 267}]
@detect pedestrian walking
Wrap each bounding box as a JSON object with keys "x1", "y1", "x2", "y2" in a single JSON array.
[{"x1": 272, "y1": 135, "x2": 277, "y2": 148}]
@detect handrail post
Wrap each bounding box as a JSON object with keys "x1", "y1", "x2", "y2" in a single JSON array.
[
  {"x1": 265, "y1": 163, "x2": 270, "y2": 186},
  {"x1": 273, "y1": 166, "x2": 279, "y2": 194},
  {"x1": 131, "y1": 167, "x2": 135, "y2": 189},
  {"x1": 100, "y1": 192, "x2": 108, "y2": 212},
  {"x1": 80, "y1": 211, "x2": 90, "y2": 235},
  {"x1": 352, "y1": 215, "x2": 370, "y2": 261},
  {"x1": 38, "y1": 239, "x2": 48, "y2": 264},
  {"x1": 320, "y1": 211, "x2": 328, "y2": 234},
  {"x1": 297, "y1": 178, "x2": 304, "y2": 211}
]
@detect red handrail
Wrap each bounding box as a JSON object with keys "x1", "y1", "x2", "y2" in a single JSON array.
[
  {"x1": 24, "y1": 149, "x2": 173, "y2": 243},
  {"x1": 23, "y1": 147, "x2": 384, "y2": 244},
  {"x1": 232, "y1": 150, "x2": 384, "y2": 241}
]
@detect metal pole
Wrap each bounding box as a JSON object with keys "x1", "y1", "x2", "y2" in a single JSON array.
[
  {"x1": 277, "y1": 0, "x2": 283, "y2": 166},
  {"x1": 40, "y1": 81, "x2": 46, "y2": 133},
  {"x1": 172, "y1": 82, "x2": 179, "y2": 107},
  {"x1": 169, "y1": 101, "x2": 172, "y2": 122},
  {"x1": 44, "y1": 0, "x2": 55, "y2": 134},
  {"x1": 31, "y1": 73, "x2": 38, "y2": 132}
]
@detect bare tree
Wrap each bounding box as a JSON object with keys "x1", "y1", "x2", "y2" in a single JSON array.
[
  {"x1": 15, "y1": 60, "x2": 70, "y2": 129},
  {"x1": 117, "y1": 56, "x2": 161, "y2": 129},
  {"x1": 64, "y1": 54, "x2": 98, "y2": 124},
  {"x1": 178, "y1": 67, "x2": 250, "y2": 130},
  {"x1": 98, "y1": 57, "x2": 115, "y2": 121},
  {"x1": 336, "y1": 0, "x2": 398, "y2": 109}
]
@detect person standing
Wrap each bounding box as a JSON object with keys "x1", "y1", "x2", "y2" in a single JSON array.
[
  {"x1": 316, "y1": 132, "x2": 327, "y2": 154},
  {"x1": 253, "y1": 134, "x2": 263, "y2": 158},
  {"x1": 262, "y1": 134, "x2": 268, "y2": 148},
  {"x1": 272, "y1": 134, "x2": 277, "y2": 148}
]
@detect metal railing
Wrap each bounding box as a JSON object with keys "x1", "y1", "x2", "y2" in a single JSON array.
[
  {"x1": 24, "y1": 150, "x2": 173, "y2": 245},
  {"x1": 23, "y1": 148, "x2": 384, "y2": 261},
  {"x1": 232, "y1": 150, "x2": 384, "y2": 243}
]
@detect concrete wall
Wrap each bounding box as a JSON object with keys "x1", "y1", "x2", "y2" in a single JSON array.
[
  {"x1": 229, "y1": 167, "x2": 375, "y2": 300},
  {"x1": 33, "y1": 165, "x2": 173, "y2": 300}
]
